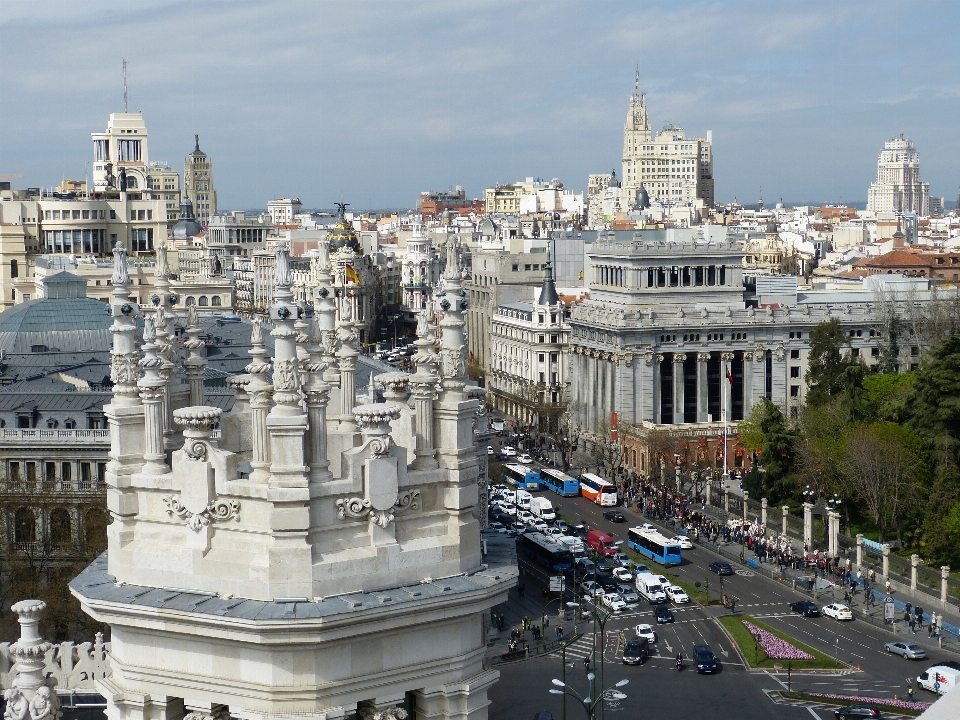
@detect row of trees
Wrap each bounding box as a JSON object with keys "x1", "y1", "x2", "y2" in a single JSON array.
[{"x1": 740, "y1": 318, "x2": 960, "y2": 568}]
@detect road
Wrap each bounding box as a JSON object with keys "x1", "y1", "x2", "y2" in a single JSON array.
[{"x1": 487, "y1": 479, "x2": 953, "y2": 718}]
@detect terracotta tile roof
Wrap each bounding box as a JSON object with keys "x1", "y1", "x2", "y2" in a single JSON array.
[{"x1": 852, "y1": 250, "x2": 930, "y2": 268}]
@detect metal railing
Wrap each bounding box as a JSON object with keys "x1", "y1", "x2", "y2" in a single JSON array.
[{"x1": 0, "y1": 429, "x2": 110, "y2": 444}]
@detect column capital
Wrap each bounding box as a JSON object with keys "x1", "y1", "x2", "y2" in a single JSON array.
[
  {"x1": 720, "y1": 351, "x2": 735, "y2": 362},
  {"x1": 673, "y1": 353, "x2": 687, "y2": 363},
  {"x1": 697, "y1": 351, "x2": 710, "y2": 363}
]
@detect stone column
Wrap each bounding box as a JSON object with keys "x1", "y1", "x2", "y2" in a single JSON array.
[
  {"x1": 411, "y1": 309, "x2": 440, "y2": 470},
  {"x1": 723, "y1": 486, "x2": 729, "y2": 514},
  {"x1": 705, "y1": 473, "x2": 712, "y2": 506},
  {"x1": 673, "y1": 353, "x2": 686, "y2": 424},
  {"x1": 182, "y1": 304, "x2": 207, "y2": 407},
  {"x1": 138, "y1": 317, "x2": 168, "y2": 475},
  {"x1": 336, "y1": 291, "x2": 360, "y2": 431},
  {"x1": 802, "y1": 502, "x2": 813, "y2": 549},
  {"x1": 856, "y1": 533, "x2": 864, "y2": 569},
  {"x1": 761, "y1": 497, "x2": 768, "y2": 527},
  {"x1": 696, "y1": 352, "x2": 710, "y2": 423},
  {"x1": 5, "y1": 599, "x2": 60, "y2": 720},
  {"x1": 742, "y1": 490, "x2": 749, "y2": 521},
  {"x1": 941, "y1": 566, "x2": 951, "y2": 604},
  {"x1": 910, "y1": 554, "x2": 921, "y2": 590},
  {"x1": 782, "y1": 505, "x2": 789, "y2": 537},
  {"x1": 828, "y1": 511, "x2": 839, "y2": 558},
  {"x1": 305, "y1": 315, "x2": 332, "y2": 484},
  {"x1": 316, "y1": 281, "x2": 340, "y2": 386},
  {"x1": 882, "y1": 543, "x2": 891, "y2": 581},
  {"x1": 245, "y1": 318, "x2": 273, "y2": 483}
]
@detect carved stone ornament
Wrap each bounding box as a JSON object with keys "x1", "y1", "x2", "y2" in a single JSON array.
[
  {"x1": 359, "y1": 707, "x2": 408, "y2": 720},
  {"x1": 440, "y1": 345, "x2": 465, "y2": 378},
  {"x1": 273, "y1": 358, "x2": 298, "y2": 391},
  {"x1": 773, "y1": 343, "x2": 785, "y2": 361},
  {"x1": 753, "y1": 345, "x2": 765, "y2": 362},
  {"x1": 672, "y1": 353, "x2": 687, "y2": 363},
  {"x1": 173, "y1": 405, "x2": 222, "y2": 430},
  {"x1": 642, "y1": 349, "x2": 654, "y2": 365},
  {"x1": 336, "y1": 489, "x2": 421, "y2": 529},
  {"x1": 110, "y1": 351, "x2": 140, "y2": 384},
  {"x1": 163, "y1": 496, "x2": 240, "y2": 532},
  {"x1": 697, "y1": 351, "x2": 711, "y2": 362},
  {"x1": 353, "y1": 403, "x2": 403, "y2": 430}
]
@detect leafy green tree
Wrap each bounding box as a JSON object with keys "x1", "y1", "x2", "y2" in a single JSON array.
[
  {"x1": 906, "y1": 335, "x2": 960, "y2": 442},
  {"x1": 739, "y1": 398, "x2": 797, "y2": 503},
  {"x1": 805, "y1": 319, "x2": 865, "y2": 409},
  {"x1": 862, "y1": 372, "x2": 915, "y2": 424}
]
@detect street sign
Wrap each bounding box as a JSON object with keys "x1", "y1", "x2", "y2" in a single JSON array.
[
  {"x1": 550, "y1": 576, "x2": 565, "y2": 593},
  {"x1": 883, "y1": 596, "x2": 895, "y2": 621}
]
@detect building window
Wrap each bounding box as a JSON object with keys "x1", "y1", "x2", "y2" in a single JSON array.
[
  {"x1": 790, "y1": 366, "x2": 800, "y2": 378},
  {"x1": 14, "y1": 507, "x2": 36, "y2": 543},
  {"x1": 64, "y1": 418, "x2": 76, "y2": 429},
  {"x1": 46, "y1": 418, "x2": 58, "y2": 429},
  {"x1": 790, "y1": 385, "x2": 800, "y2": 397},
  {"x1": 50, "y1": 508, "x2": 72, "y2": 545},
  {"x1": 10, "y1": 259, "x2": 18, "y2": 278},
  {"x1": 17, "y1": 414, "x2": 31, "y2": 429},
  {"x1": 10, "y1": 462, "x2": 20, "y2": 482},
  {"x1": 199, "y1": 296, "x2": 209, "y2": 306},
  {"x1": 211, "y1": 296, "x2": 222, "y2": 306},
  {"x1": 790, "y1": 349, "x2": 800, "y2": 359}
]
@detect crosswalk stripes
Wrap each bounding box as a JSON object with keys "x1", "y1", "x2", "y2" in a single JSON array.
[{"x1": 561, "y1": 635, "x2": 596, "y2": 660}]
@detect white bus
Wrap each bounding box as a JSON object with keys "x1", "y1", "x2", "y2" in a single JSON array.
[{"x1": 578, "y1": 473, "x2": 618, "y2": 507}]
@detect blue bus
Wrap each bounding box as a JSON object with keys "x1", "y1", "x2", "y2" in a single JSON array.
[
  {"x1": 503, "y1": 463, "x2": 540, "y2": 490},
  {"x1": 538, "y1": 468, "x2": 580, "y2": 497},
  {"x1": 627, "y1": 527, "x2": 682, "y2": 566}
]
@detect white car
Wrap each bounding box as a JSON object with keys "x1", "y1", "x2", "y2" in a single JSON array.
[
  {"x1": 666, "y1": 585, "x2": 690, "y2": 604},
  {"x1": 517, "y1": 453, "x2": 533, "y2": 464},
  {"x1": 602, "y1": 593, "x2": 627, "y2": 613},
  {"x1": 613, "y1": 567, "x2": 633, "y2": 583},
  {"x1": 581, "y1": 581, "x2": 606, "y2": 599},
  {"x1": 822, "y1": 603, "x2": 853, "y2": 621},
  {"x1": 612, "y1": 552, "x2": 632, "y2": 567},
  {"x1": 502, "y1": 447, "x2": 517, "y2": 457},
  {"x1": 532, "y1": 521, "x2": 549, "y2": 533},
  {"x1": 669, "y1": 535, "x2": 694, "y2": 549},
  {"x1": 634, "y1": 623, "x2": 657, "y2": 644},
  {"x1": 638, "y1": 524, "x2": 657, "y2": 533},
  {"x1": 517, "y1": 511, "x2": 534, "y2": 524},
  {"x1": 502, "y1": 505, "x2": 517, "y2": 517},
  {"x1": 487, "y1": 446, "x2": 494, "y2": 455},
  {"x1": 548, "y1": 527, "x2": 565, "y2": 538}
]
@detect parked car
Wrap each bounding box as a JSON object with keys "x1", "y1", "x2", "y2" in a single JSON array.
[
  {"x1": 666, "y1": 585, "x2": 690, "y2": 604},
  {"x1": 668, "y1": 535, "x2": 694, "y2": 549},
  {"x1": 790, "y1": 601, "x2": 821, "y2": 618},
  {"x1": 822, "y1": 603, "x2": 853, "y2": 621},
  {"x1": 694, "y1": 644, "x2": 720, "y2": 674},
  {"x1": 634, "y1": 623, "x2": 657, "y2": 644},
  {"x1": 708, "y1": 561, "x2": 733, "y2": 576},
  {"x1": 622, "y1": 639, "x2": 649, "y2": 665},
  {"x1": 601, "y1": 593, "x2": 627, "y2": 613},
  {"x1": 654, "y1": 605, "x2": 674, "y2": 624},
  {"x1": 603, "y1": 510, "x2": 626, "y2": 523},
  {"x1": 618, "y1": 585, "x2": 640, "y2": 606},
  {"x1": 613, "y1": 567, "x2": 633, "y2": 583},
  {"x1": 884, "y1": 642, "x2": 927, "y2": 660},
  {"x1": 833, "y1": 704, "x2": 881, "y2": 719}
]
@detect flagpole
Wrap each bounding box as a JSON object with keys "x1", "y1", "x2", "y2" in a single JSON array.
[{"x1": 723, "y1": 360, "x2": 729, "y2": 488}]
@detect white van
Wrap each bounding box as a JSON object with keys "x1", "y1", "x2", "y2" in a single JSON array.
[
  {"x1": 515, "y1": 489, "x2": 532, "y2": 511},
  {"x1": 635, "y1": 572, "x2": 667, "y2": 604},
  {"x1": 916, "y1": 665, "x2": 958, "y2": 695},
  {"x1": 559, "y1": 535, "x2": 584, "y2": 554},
  {"x1": 529, "y1": 497, "x2": 556, "y2": 521}
]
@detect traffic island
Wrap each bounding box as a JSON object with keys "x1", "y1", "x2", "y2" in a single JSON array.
[
  {"x1": 717, "y1": 614, "x2": 847, "y2": 670},
  {"x1": 771, "y1": 690, "x2": 928, "y2": 717}
]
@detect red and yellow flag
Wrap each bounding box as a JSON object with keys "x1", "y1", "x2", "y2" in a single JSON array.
[{"x1": 345, "y1": 264, "x2": 360, "y2": 284}]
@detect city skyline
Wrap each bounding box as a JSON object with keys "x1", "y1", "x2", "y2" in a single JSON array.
[{"x1": 1, "y1": 0, "x2": 959, "y2": 211}]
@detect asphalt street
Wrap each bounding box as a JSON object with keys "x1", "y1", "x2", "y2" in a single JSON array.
[{"x1": 486, "y1": 477, "x2": 955, "y2": 719}]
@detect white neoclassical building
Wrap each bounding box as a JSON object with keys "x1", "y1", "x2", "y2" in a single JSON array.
[
  {"x1": 70, "y1": 241, "x2": 512, "y2": 720},
  {"x1": 400, "y1": 223, "x2": 440, "y2": 319}
]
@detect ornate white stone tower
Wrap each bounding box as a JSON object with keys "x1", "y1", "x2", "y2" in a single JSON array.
[{"x1": 71, "y1": 242, "x2": 511, "y2": 720}]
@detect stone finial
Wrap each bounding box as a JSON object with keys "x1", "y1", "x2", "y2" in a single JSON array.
[
  {"x1": 174, "y1": 405, "x2": 222, "y2": 432},
  {"x1": 275, "y1": 242, "x2": 293, "y2": 296},
  {"x1": 375, "y1": 372, "x2": 410, "y2": 400},
  {"x1": 155, "y1": 236, "x2": 169, "y2": 278},
  {"x1": 246, "y1": 318, "x2": 271, "y2": 376},
  {"x1": 5, "y1": 599, "x2": 61, "y2": 720},
  {"x1": 354, "y1": 403, "x2": 402, "y2": 432},
  {"x1": 112, "y1": 243, "x2": 130, "y2": 288}
]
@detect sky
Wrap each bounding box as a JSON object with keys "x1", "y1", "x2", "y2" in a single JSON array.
[{"x1": 2, "y1": 0, "x2": 959, "y2": 211}]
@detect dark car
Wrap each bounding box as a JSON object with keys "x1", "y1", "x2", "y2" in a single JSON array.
[
  {"x1": 834, "y1": 704, "x2": 881, "y2": 719},
  {"x1": 595, "y1": 557, "x2": 614, "y2": 573},
  {"x1": 595, "y1": 572, "x2": 620, "y2": 592},
  {"x1": 654, "y1": 605, "x2": 674, "y2": 624},
  {"x1": 603, "y1": 510, "x2": 626, "y2": 523},
  {"x1": 708, "y1": 561, "x2": 733, "y2": 576},
  {"x1": 790, "y1": 601, "x2": 821, "y2": 618},
  {"x1": 622, "y1": 639, "x2": 649, "y2": 665},
  {"x1": 694, "y1": 644, "x2": 719, "y2": 674}
]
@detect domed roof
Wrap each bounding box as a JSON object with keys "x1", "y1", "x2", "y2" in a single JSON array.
[
  {"x1": 0, "y1": 284, "x2": 114, "y2": 354},
  {"x1": 765, "y1": 220, "x2": 778, "y2": 234},
  {"x1": 328, "y1": 202, "x2": 362, "y2": 253},
  {"x1": 635, "y1": 184, "x2": 650, "y2": 210},
  {"x1": 172, "y1": 196, "x2": 203, "y2": 240}
]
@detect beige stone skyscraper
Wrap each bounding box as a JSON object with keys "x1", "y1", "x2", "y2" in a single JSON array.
[
  {"x1": 866, "y1": 135, "x2": 930, "y2": 215},
  {"x1": 184, "y1": 135, "x2": 217, "y2": 226}
]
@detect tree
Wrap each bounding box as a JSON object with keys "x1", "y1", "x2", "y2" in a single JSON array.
[
  {"x1": 804, "y1": 319, "x2": 864, "y2": 408},
  {"x1": 841, "y1": 422, "x2": 923, "y2": 544},
  {"x1": 906, "y1": 335, "x2": 960, "y2": 443},
  {"x1": 796, "y1": 398, "x2": 851, "y2": 516},
  {"x1": 739, "y1": 399, "x2": 798, "y2": 503}
]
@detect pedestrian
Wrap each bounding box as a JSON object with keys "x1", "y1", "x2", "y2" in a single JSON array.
[
  {"x1": 908, "y1": 613, "x2": 916, "y2": 633},
  {"x1": 908, "y1": 687, "x2": 915, "y2": 702},
  {"x1": 556, "y1": 625, "x2": 563, "y2": 641},
  {"x1": 929, "y1": 611, "x2": 937, "y2": 638}
]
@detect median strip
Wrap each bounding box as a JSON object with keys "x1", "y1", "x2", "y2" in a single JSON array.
[{"x1": 717, "y1": 614, "x2": 847, "y2": 670}]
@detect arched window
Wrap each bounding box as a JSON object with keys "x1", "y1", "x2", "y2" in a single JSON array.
[
  {"x1": 50, "y1": 507, "x2": 72, "y2": 544},
  {"x1": 211, "y1": 295, "x2": 221, "y2": 306},
  {"x1": 125, "y1": 175, "x2": 138, "y2": 189},
  {"x1": 84, "y1": 508, "x2": 108, "y2": 551},
  {"x1": 64, "y1": 418, "x2": 76, "y2": 429},
  {"x1": 14, "y1": 507, "x2": 36, "y2": 543},
  {"x1": 185, "y1": 296, "x2": 196, "y2": 306},
  {"x1": 198, "y1": 296, "x2": 208, "y2": 306},
  {"x1": 47, "y1": 418, "x2": 59, "y2": 429}
]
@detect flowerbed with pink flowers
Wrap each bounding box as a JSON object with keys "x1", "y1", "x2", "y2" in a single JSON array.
[
  {"x1": 779, "y1": 692, "x2": 929, "y2": 716},
  {"x1": 742, "y1": 620, "x2": 813, "y2": 660}
]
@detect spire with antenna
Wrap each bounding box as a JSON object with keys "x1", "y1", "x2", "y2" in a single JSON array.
[
  {"x1": 635, "y1": 64, "x2": 640, "y2": 101},
  {"x1": 122, "y1": 58, "x2": 128, "y2": 112}
]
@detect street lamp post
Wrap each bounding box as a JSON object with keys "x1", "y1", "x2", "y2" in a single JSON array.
[{"x1": 550, "y1": 678, "x2": 628, "y2": 720}]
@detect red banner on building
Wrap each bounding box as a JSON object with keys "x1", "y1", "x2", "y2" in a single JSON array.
[{"x1": 611, "y1": 412, "x2": 618, "y2": 442}]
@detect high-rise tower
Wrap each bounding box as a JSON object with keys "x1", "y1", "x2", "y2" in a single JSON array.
[
  {"x1": 92, "y1": 113, "x2": 151, "y2": 193},
  {"x1": 184, "y1": 135, "x2": 217, "y2": 226},
  {"x1": 867, "y1": 135, "x2": 930, "y2": 216}
]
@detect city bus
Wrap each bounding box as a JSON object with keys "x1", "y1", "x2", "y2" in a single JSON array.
[
  {"x1": 502, "y1": 464, "x2": 541, "y2": 490},
  {"x1": 538, "y1": 468, "x2": 580, "y2": 497},
  {"x1": 516, "y1": 531, "x2": 574, "y2": 592},
  {"x1": 627, "y1": 526, "x2": 683, "y2": 566},
  {"x1": 578, "y1": 473, "x2": 618, "y2": 506}
]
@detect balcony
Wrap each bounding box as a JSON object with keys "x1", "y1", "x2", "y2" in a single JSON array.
[{"x1": 0, "y1": 429, "x2": 110, "y2": 445}]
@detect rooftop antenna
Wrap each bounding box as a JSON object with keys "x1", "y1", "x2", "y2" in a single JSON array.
[
  {"x1": 635, "y1": 64, "x2": 640, "y2": 101},
  {"x1": 123, "y1": 57, "x2": 128, "y2": 112}
]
